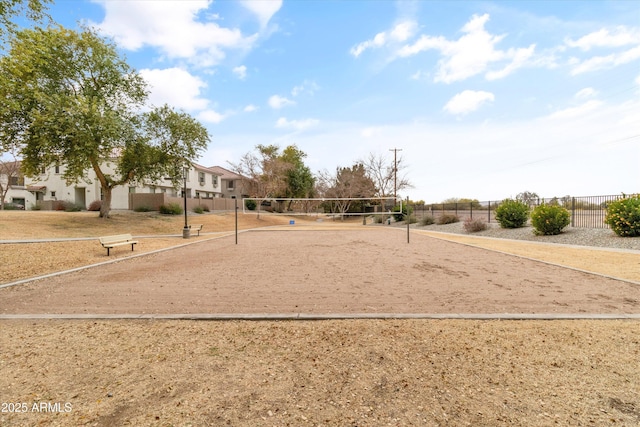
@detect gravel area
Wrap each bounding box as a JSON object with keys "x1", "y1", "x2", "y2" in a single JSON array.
[{"x1": 413, "y1": 222, "x2": 640, "y2": 251}]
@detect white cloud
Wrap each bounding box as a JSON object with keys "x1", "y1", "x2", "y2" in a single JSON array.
[
  {"x1": 275, "y1": 117, "x2": 319, "y2": 130},
  {"x1": 93, "y1": 0, "x2": 257, "y2": 67},
  {"x1": 547, "y1": 100, "x2": 602, "y2": 120},
  {"x1": 575, "y1": 87, "x2": 597, "y2": 99},
  {"x1": 350, "y1": 20, "x2": 417, "y2": 57},
  {"x1": 443, "y1": 90, "x2": 495, "y2": 115},
  {"x1": 140, "y1": 68, "x2": 209, "y2": 110},
  {"x1": 291, "y1": 80, "x2": 320, "y2": 97},
  {"x1": 268, "y1": 95, "x2": 296, "y2": 109},
  {"x1": 239, "y1": 0, "x2": 282, "y2": 28},
  {"x1": 233, "y1": 65, "x2": 247, "y2": 80},
  {"x1": 244, "y1": 104, "x2": 258, "y2": 112},
  {"x1": 569, "y1": 45, "x2": 640, "y2": 75},
  {"x1": 198, "y1": 109, "x2": 226, "y2": 124},
  {"x1": 565, "y1": 26, "x2": 640, "y2": 51},
  {"x1": 397, "y1": 14, "x2": 537, "y2": 83}
]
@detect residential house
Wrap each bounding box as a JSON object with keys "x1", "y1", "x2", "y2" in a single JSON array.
[{"x1": 3, "y1": 161, "x2": 246, "y2": 210}]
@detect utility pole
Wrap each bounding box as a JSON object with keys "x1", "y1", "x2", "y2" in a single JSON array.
[{"x1": 389, "y1": 148, "x2": 402, "y2": 201}]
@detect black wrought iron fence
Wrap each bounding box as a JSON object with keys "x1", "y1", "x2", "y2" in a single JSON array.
[{"x1": 410, "y1": 194, "x2": 627, "y2": 229}]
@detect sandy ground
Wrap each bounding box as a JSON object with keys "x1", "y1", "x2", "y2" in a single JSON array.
[
  {"x1": 1, "y1": 216, "x2": 640, "y2": 426},
  {"x1": 1, "y1": 228, "x2": 639, "y2": 315}
]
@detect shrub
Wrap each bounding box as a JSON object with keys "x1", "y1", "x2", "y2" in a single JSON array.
[
  {"x1": 88, "y1": 200, "x2": 102, "y2": 211},
  {"x1": 463, "y1": 217, "x2": 488, "y2": 233},
  {"x1": 604, "y1": 194, "x2": 640, "y2": 237},
  {"x1": 64, "y1": 202, "x2": 83, "y2": 212},
  {"x1": 392, "y1": 204, "x2": 413, "y2": 222},
  {"x1": 531, "y1": 204, "x2": 570, "y2": 235},
  {"x1": 437, "y1": 214, "x2": 460, "y2": 225},
  {"x1": 159, "y1": 203, "x2": 183, "y2": 215},
  {"x1": 495, "y1": 199, "x2": 529, "y2": 228},
  {"x1": 202, "y1": 205, "x2": 210, "y2": 212},
  {"x1": 192, "y1": 206, "x2": 204, "y2": 214},
  {"x1": 30, "y1": 203, "x2": 42, "y2": 211},
  {"x1": 531, "y1": 204, "x2": 571, "y2": 236},
  {"x1": 134, "y1": 205, "x2": 152, "y2": 212},
  {"x1": 408, "y1": 215, "x2": 417, "y2": 224},
  {"x1": 245, "y1": 199, "x2": 257, "y2": 211},
  {"x1": 420, "y1": 215, "x2": 435, "y2": 226}
]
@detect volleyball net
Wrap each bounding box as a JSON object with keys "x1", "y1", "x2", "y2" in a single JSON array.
[{"x1": 241, "y1": 197, "x2": 404, "y2": 219}]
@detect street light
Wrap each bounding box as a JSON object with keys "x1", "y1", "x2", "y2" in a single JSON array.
[{"x1": 182, "y1": 165, "x2": 190, "y2": 239}]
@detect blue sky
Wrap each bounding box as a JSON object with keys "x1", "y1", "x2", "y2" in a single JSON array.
[{"x1": 42, "y1": 1, "x2": 640, "y2": 201}]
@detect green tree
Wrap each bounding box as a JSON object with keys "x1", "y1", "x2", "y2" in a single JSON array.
[
  {"x1": 0, "y1": 0, "x2": 51, "y2": 41},
  {"x1": 0, "y1": 27, "x2": 209, "y2": 218},
  {"x1": 230, "y1": 144, "x2": 316, "y2": 213},
  {"x1": 280, "y1": 145, "x2": 315, "y2": 208}
]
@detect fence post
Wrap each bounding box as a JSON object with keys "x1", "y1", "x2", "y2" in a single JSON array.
[
  {"x1": 571, "y1": 197, "x2": 576, "y2": 227},
  {"x1": 470, "y1": 202, "x2": 473, "y2": 219},
  {"x1": 488, "y1": 201, "x2": 491, "y2": 223}
]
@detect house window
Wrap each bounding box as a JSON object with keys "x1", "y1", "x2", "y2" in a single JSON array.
[
  {"x1": 227, "y1": 180, "x2": 235, "y2": 190},
  {"x1": 51, "y1": 191, "x2": 56, "y2": 198},
  {"x1": 55, "y1": 165, "x2": 60, "y2": 174},
  {"x1": 10, "y1": 176, "x2": 24, "y2": 186},
  {"x1": 212, "y1": 176, "x2": 218, "y2": 187},
  {"x1": 198, "y1": 172, "x2": 205, "y2": 185}
]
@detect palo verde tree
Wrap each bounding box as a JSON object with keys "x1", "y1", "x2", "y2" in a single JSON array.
[{"x1": 0, "y1": 26, "x2": 209, "y2": 218}]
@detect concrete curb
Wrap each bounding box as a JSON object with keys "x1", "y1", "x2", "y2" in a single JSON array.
[{"x1": 1, "y1": 313, "x2": 639, "y2": 320}]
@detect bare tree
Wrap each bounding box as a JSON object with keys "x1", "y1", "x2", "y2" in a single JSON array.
[
  {"x1": 317, "y1": 163, "x2": 376, "y2": 217},
  {"x1": 228, "y1": 144, "x2": 293, "y2": 216},
  {"x1": 0, "y1": 155, "x2": 21, "y2": 209},
  {"x1": 361, "y1": 152, "x2": 412, "y2": 199}
]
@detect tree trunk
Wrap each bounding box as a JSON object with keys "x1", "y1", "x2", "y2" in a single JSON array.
[{"x1": 99, "y1": 186, "x2": 112, "y2": 218}]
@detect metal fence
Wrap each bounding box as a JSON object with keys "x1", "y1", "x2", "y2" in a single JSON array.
[{"x1": 409, "y1": 194, "x2": 627, "y2": 229}]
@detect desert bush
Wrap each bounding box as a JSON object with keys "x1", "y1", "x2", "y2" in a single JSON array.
[
  {"x1": 408, "y1": 215, "x2": 417, "y2": 224},
  {"x1": 192, "y1": 206, "x2": 204, "y2": 214},
  {"x1": 245, "y1": 199, "x2": 257, "y2": 211},
  {"x1": 495, "y1": 199, "x2": 529, "y2": 228},
  {"x1": 134, "y1": 205, "x2": 152, "y2": 212},
  {"x1": 604, "y1": 194, "x2": 640, "y2": 237},
  {"x1": 437, "y1": 214, "x2": 460, "y2": 225},
  {"x1": 463, "y1": 217, "x2": 488, "y2": 233},
  {"x1": 30, "y1": 203, "x2": 42, "y2": 211},
  {"x1": 202, "y1": 205, "x2": 210, "y2": 212},
  {"x1": 88, "y1": 200, "x2": 102, "y2": 211},
  {"x1": 159, "y1": 203, "x2": 183, "y2": 215},
  {"x1": 531, "y1": 204, "x2": 570, "y2": 235},
  {"x1": 420, "y1": 215, "x2": 435, "y2": 226},
  {"x1": 64, "y1": 202, "x2": 83, "y2": 212}
]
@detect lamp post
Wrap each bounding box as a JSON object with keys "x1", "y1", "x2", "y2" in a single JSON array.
[{"x1": 182, "y1": 166, "x2": 190, "y2": 239}]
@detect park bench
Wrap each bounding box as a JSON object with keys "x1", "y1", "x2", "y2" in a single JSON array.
[
  {"x1": 99, "y1": 233, "x2": 138, "y2": 256},
  {"x1": 190, "y1": 224, "x2": 203, "y2": 236}
]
